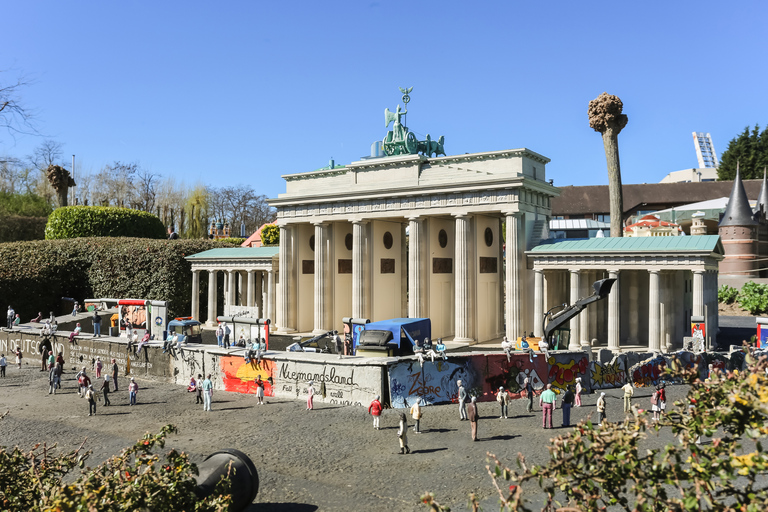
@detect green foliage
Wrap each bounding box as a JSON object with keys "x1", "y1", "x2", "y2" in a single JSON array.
[
  {"x1": 737, "y1": 281, "x2": 768, "y2": 315},
  {"x1": 45, "y1": 206, "x2": 166, "y2": 240},
  {"x1": 0, "y1": 237, "x2": 225, "y2": 320},
  {"x1": 217, "y1": 237, "x2": 246, "y2": 246},
  {"x1": 0, "y1": 192, "x2": 52, "y2": 217},
  {"x1": 718, "y1": 284, "x2": 739, "y2": 304},
  {"x1": 260, "y1": 223, "x2": 279, "y2": 245},
  {"x1": 0, "y1": 423, "x2": 231, "y2": 511},
  {"x1": 425, "y1": 351, "x2": 768, "y2": 512},
  {"x1": 0, "y1": 215, "x2": 47, "y2": 242},
  {"x1": 184, "y1": 185, "x2": 210, "y2": 239},
  {"x1": 718, "y1": 124, "x2": 768, "y2": 180}
]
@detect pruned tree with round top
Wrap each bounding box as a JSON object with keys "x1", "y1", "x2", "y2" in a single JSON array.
[{"x1": 588, "y1": 92, "x2": 628, "y2": 238}]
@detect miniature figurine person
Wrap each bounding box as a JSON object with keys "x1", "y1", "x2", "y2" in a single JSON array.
[
  {"x1": 622, "y1": 381, "x2": 634, "y2": 413},
  {"x1": 501, "y1": 336, "x2": 514, "y2": 362},
  {"x1": 410, "y1": 397, "x2": 423, "y2": 433},
  {"x1": 561, "y1": 385, "x2": 575, "y2": 427},
  {"x1": 306, "y1": 380, "x2": 315, "y2": 410},
  {"x1": 496, "y1": 386, "x2": 509, "y2": 419},
  {"x1": 539, "y1": 383, "x2": 556, "y2": 429},
  {"x1": 458, "y1": 380, "x2": 468, "y2": 420},
  {"x1": 597, "y1": 392, "x2": 607, "y2": 426},
  {"x1": 397, "y1": 412, "x2": 410, "y2": 454},
  {"x1": 574, "y1": 377, "x2": 583, "y2": 407},
  {"x1": 368, "y1": 395, "x2": 383, "y2": 429},
  {"x1": 467, "y1": 396, "x2": 479, "y2": 441}
]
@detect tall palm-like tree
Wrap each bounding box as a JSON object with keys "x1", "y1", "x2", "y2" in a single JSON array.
[
  {"x1": 588, "y1": 93, "x2": 628, "y2": 237},
  {"x1": 45, "y1": 164, "x2": 75, "y2": 207}
]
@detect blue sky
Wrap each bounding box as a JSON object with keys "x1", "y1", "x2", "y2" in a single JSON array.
[{"x1": 2, "y1": 1, "x2": 766, "y2": 200}]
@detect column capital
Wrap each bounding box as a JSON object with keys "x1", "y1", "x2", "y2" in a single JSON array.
[
  {"x1": 692, "y1": 269, "x2": 705, "y2": 275},
  {"x1": 247, "y1": 269, "x2": 255, "y2": 274},
  {"x1": 568, "y1": 268, "x2": 581, "y2": 275},
  {"x1": 648, "y1": 269, "x2": 661, "y2": 275},
  {"x1": 451, "y1": 212, "x2": 470, "y2": 219},
  {"x1": 312, "y1": 221, "x2": 329, "y2": 227},
  {"x1": 350, "y1": 219, "x2": 369, "y2": 225},
  {"x1": 533, "y1": 268, "x2": 544, "y2": 274},
  {"x1": 502, "y1": 210, "x2": 520, "y2": 218},
  {"x1": 607, "y1": 269, "x2": 620, "y2": 275}
]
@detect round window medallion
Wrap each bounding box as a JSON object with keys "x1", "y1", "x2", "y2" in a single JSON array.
[
  {"x1": 484, "y1": 227, "x2": 493, "y2": 247},
  {"x1": 438, "y1": 229, "x2": 448, "y2": 249},
  {"x1": 345, "y1": 233, "x2": 353, "y2": 251},
  {"x1": 383, "y1": 231, "x2": 393, "y2": 250},
  {"x1": 309, "y1": 235, "x2": 315, "y2": 251}
]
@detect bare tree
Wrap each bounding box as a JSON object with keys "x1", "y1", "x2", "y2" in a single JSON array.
[
  {"x1": 207, "y1": 184, "x2": 275, "y2": 237},
  {"x1": 155, "y1": 176, "x2": 189, "y2": 230},
  {"x1": 0, "y1": 72, "x2": 37, "y2": 142},
  {"x1": 29, "y1": 139, "x2": 63, "y2": 171},
  {"x1": 91, "y1": 161, "x2": 138, "y2": 207},
  {"x1": 134, "y1": 167, "x2": 161, "y2": 212},
  {"x1": 588, "y1": 92, "x2": 628, "y2": 237}
]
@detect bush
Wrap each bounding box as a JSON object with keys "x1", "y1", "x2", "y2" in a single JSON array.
[
  {"x1": 0, "y1": 215, "x2": 47, "y2": 242},
  {"x1": 0, "y1": 192, "x2": 53, "y2": 217},
  {"x1": 261, "y1": 224, "x2": 279, "y2": 245},
  {"x1": 216, "y1": 237, "x2": 246, "y2": 246},
  {"x1": 424, "y1": 350, "x2": 768, "y2": 511},
  {"x1": 0, "y1": 423, "x2": 231, "y2": 511},
  {"x1": 737, "y1": 281, "x2": 768, "y2": 315},
  {"x1": 718, "y1": 284, "x2": 739, "y2": 304},
  {"x1": 45, "y1": 206, "x2": 166, "y2": 240},
  {"x1": 0, "y1": 238, "x2": 231, "y2": 320}
]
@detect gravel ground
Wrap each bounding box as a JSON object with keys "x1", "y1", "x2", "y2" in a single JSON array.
[{"x1": 0, "y1": 364, "x2": 694, "y2": 511}]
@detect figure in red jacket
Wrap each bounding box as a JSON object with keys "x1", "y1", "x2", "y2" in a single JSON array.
[{"x1": 368, "y1": 396, "x2": 383, "y2": 430}]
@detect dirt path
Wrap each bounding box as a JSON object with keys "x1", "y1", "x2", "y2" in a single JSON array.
[{"x1": 0, "y1": 365, "x2": 690, "y2": 511}]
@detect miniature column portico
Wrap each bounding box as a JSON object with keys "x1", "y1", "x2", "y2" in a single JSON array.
[
  {"x1": 528, "y1": 236, "x2": 724, "y2": 351},
  {"x1": 185, "y1": 247, "x2": 279, "y2": 329},
  {"x1": 270, "y1": 149, "x2": 559, "y2": 342}
]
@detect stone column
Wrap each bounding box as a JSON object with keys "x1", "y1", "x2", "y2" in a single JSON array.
[
  {"x1": 227, "y1": 270, "x2": 237, "y2": 310},
  {"x1": 505, "y1": 213, "x2": 521, "y2": 340},
  {"x1": 191, "y1": 269, "x2": 200, "y2": 322},
  {"x1": 408, "y1": 217, "x2": 425, "y2": 318},
  {"x1": 267, "y1": 269, "x2": 275, "y2": 330},
  {"x1": 568, "y1": 269, "x2": 581, "y2": 351},
  {"x1": 607, "y1": 269, "x2": 620, "y2": 352},
  {"x1": 206, "y1": 270, "x2": 217, "y2": 326},
  {"x1": 692, "y1": 270, "x2": 704, "y2": 318},
  {"x1": 628, "y1": 271, "x2": 639, "y2": 343},
  {"x1": 454, "y1": 213, "x2": 472, "y2": 342},
  {"x1": 313, "y1": 222, "x2": 328, "y2": 334},
  {"x1": 237, "y1": 271, "x2": 244, "y2": 306},
  {"x1": 648, "y1": 270, "x2": 661, "y2": 351},
  {"x1": 400, "y1": 221, "x2": 408, "y2": 318},
  {"x1": 255, "y1": 270, "x2": 263, "y2": 318},
  {"x1": 246, "y1": 270, "x2": 256, "y2": 309},
  {"x1": 277, "y1": 225, "x2": 293, "y2": 333},
  {"x1": 579, "y1": 270, "x2": 590, "y2": 345},
  {"x1": 352, "y1": 220, "x2": 368, "y2": 319},
  {"x1": 533, "y1": 269, "x2": 544, "y2": 337}
]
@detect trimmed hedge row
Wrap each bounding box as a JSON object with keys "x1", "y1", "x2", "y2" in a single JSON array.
[
  {"x1": 0, "y1": 238, "x2": 229, "y2": 320},
  {"x1": 0, "y1": 216, "x2": 48, "y2": 242},
  {"x1": 45, "y1": 206, "x2": 166, "y2": 240}
]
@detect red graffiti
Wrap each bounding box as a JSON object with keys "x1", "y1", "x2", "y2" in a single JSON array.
[
  {"x1": 408, "y1": 371, "x2": 441, "y2": 396},
  {"x1": 632, "y1": 358, "x2": 666, "y2": 387},
  {"x1": 548, "y1": 357, "x2": 589, "y2": 390}
]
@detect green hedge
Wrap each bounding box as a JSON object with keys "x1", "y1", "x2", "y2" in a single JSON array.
[
  {"x1": 0, "y1": 215, "x2": 48, "y2": 242},
  {"x1": 0, "y1": 238, "x2": 232, "y2": 320},
  {"x1": 45, "y1": 206, "x2": 166, "y2": 240}
]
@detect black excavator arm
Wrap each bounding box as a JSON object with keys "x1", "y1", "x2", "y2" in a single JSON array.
[{"x1": 542, "y1": 278, "x2": 616, "y2": 346}]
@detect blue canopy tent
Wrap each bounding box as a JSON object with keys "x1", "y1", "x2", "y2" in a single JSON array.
[{"x1": 362, "y1": 318, "x2": 431, "y2": 354}]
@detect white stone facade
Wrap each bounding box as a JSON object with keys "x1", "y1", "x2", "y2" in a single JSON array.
[{"x1": 269, "y1": 149, "x2": 559, "y2": 342}]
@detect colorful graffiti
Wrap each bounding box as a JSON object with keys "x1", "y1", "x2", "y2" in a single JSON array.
[
  {"x1": 630, "y1": 356, "x2": 667, "y2": 387},
  {"x1": 220, "y1": 356, "x2": 275, "y2": 395},
  {"x1": 590, "y1": 359, "x2": 626, "y2": 389},
  {"x1": 547, "y1": 354, "x2": 589, "y2": 393},
  {"x1": 387, "y1": 353, "x2": 548, "y2": 408}
]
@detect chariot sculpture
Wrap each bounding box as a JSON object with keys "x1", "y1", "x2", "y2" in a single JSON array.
[{"x1": 382, "y1": 87, "x2": 446, "y2": 158}]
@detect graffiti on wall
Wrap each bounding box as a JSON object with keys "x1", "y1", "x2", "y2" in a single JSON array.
[
  {"x1": 388, "y1": 354, "x2": 548, "y2": 408},
  {"x1": 547, "y1": 354, "x2": 590, "y2": 394},
  {"x1": 590, "y1": 359, "x2": 626, "y2": 390},
  {"x1": 630, "y1": 356, "x2": 667, "y2": 387},
  {"x1": 220, "y1": 356, "x2": 275, "y2": 396}
]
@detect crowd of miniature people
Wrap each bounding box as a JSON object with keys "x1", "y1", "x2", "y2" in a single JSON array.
[{"x1": 4, "y1": 304, "x2": 709, "y2": 451}]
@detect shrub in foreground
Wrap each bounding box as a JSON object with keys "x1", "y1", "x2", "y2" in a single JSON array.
[
  {"x1": 0, "y1": 423, "x2": 231, "y2": 511},
  {"x1": 45, "y1": 205, "x2": 166, "y2": 240},
  {"x1": 423, "y1": 349, "x2": 768, "y2": 511}
]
